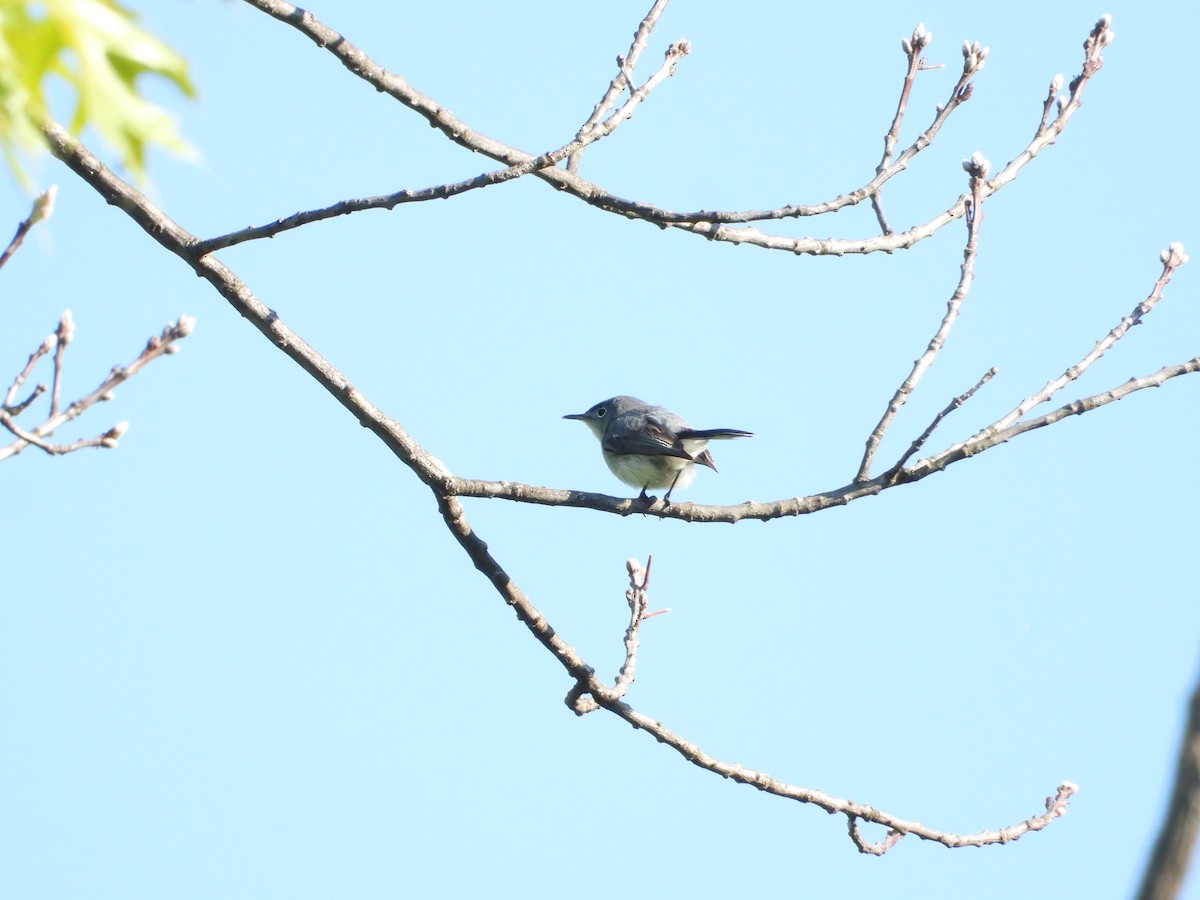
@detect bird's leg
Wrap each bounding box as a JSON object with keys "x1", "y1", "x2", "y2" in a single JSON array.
[{"x1": 662, "y1": 471, "x2": 684, "y2": 505}]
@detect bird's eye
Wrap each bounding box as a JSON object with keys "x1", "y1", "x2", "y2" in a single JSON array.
[{"x1": 595, "y1": 407, "x2": 607, "y2": 418}]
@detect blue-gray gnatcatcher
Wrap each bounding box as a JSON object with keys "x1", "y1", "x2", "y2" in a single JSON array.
[{"x1": 564, "y1": 396, "x2": 752, "y2": 501}]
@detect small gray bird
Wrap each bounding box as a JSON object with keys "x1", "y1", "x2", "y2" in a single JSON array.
[{"x1": 564, "y1": 396, "x2": 752, "y2": 502}]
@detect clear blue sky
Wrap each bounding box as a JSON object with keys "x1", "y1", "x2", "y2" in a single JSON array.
[{"x1": 3, "y1": 2, "x2": 1198, "y2": 898}]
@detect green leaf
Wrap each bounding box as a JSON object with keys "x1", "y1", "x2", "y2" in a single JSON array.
[{"x1": 0, "y1": 0, "x2": 196, "y2": 185}]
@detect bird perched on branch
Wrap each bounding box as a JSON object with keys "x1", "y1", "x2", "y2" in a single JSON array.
[{"x1": 564, "y1": 395, "x2": 752, "y2": 502}]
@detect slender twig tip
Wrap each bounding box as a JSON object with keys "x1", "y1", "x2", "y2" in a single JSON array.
[
  {"x1": 57, "y1": 309, "x2": 75, "y2": 346},
  {"x1": 1161, "y1": 243, "x2": 1189, "y2": 266},
  {"x1": 962, "y1": 151, "x2": 990, "y2": 178},
  {"x1": 100, "y1": 420, "x2": 130, "y2": 448},
  {"x1": 960, "y1": 40, "x2": 988, "y2": 73},
  {"x1": 30, "y1": 186, "x2": 57, "y2": 225},
  {"x1": 903, "y1": 23, "x2": 932, "y2": 55}
]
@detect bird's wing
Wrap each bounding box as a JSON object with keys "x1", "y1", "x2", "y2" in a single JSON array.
[
  {"x1": 678, "y1": 428, "x2": 753, "y2": 441},
  {"x1": 602, "y1": 417, "x2": 694, "y2": 460}
]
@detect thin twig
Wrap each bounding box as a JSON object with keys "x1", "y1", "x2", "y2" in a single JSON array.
[
  {"x1": 965, "y1": 242, "x2": 1188, "y2": 447},
  {"x1": 4, "y1": 383, "x2": 45, "y2": 416},
  {"x1": 4, "y1": 335, "x2": 55, "y2": 408},
  {"x1": 884, "y1": 23, "x2": 935, "y2": 167},
  {"x1": 568, "y1": 0, "x2": 673, "y2": 174},
  {"x1": 856, "y1": 156, "x2": 990, "y2": 482},
  {"x1": 0, "y1": 187, "x2": 56, "y2": 274},
  {"x1": 600, "y1": 695, "x2": 1080, "y2": 852},
  {"x1": 0, "y1": 312, "x2": 196, "y2": 462},
  {"x1": 615, "y1": 556, "x2": 650, "y2": 693},
  {"x1": 195, "y1": 30, "x2": 688, "y2": 255},
  {"x1": 885, "y1": 367, "x2": 996, "y2": 480},
  {"x1": 913, "y1": 356, "x2": 1200, "y2": 477},
  {"x1": 1037, "y1": 73, "x2": 1065, "y2": 135},
  {"x1": 849, "y1": 817, "x2": 906, "y2": 856},
  {"x1": 568, "y1": 556, "x2": 653, "y2": 715},
  {"x1": 872, "y1": 24, "x2": 936, "y2": 234},
  {"x1": 195, "y1": 166, "x2": 563, "y2": 254},
  {"x1": 50, "y1": 310, "x2": 73, "y2": 417},
  {"x1": 0, "y1": 413, "x2": 126, "y2": 455}
]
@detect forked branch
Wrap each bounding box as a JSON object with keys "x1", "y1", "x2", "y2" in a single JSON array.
[
  {"x1": 43, "y1": 117, "x2": 1112, "y2": 853},
  {"x1": 216, "y1": 1, "x2": 1103, "y2": 257},
  {"x1": 1, "y1": 191, "x2": 196, "y2": 463},
  {"x1": 38, "y1": 8, "x2": 1183, "y2": 856},
  {"x1": 1, "y1": 310, "x2": 196, "y2": 462},
  {"x1": 856, "y1": 153, "x2": 991, "y2": 482}
]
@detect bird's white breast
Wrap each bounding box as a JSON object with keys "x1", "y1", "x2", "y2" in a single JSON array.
[{"x1": 602, "y1": 452, "x2": 696, "y2": 491}]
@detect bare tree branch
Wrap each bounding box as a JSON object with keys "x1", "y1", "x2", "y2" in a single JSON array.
[
  {"x1": 0, "y1": 187, "x2": 55, "y2": 273},
  {"x1": 872, "y1": 22, "x2": 939, "y2": 234},
  {"x1": 857, "y1": 153, "x2": 989, "y2": 482},
  {"x1": 0, "y1": 413, "x2": 127, "y2": 456},
  {"x1": 49, "y1": 309, "x2": 72, "y2": 417},
  {"x1": 449, "y1": 240, "x2": 1195, "y2": 521},
  {"x1": 885, "y1": 367, "x2": 996, "y2": 480},
  {"x1": 1136, "y1": 665, "x2": 1200, "y2": 900},
  {"x1": 38, "y1": 9, "x2": 1178, "y2": 856},
  {"x1": 41, "y1": 119, "x2": 1091, "y2": 852},
  {"x1": 567, "y1": 556, "x2": 660, "y2": 716},
  {"x1": 5, "y1": 335, "x2": 54, "y2": 411},
  {"x1": 966, "y1": 241, "x2": 1187, "y2": 444},
  {"x1": 223, "y1": 1, "x2": 1104, "y2": 258},
  {"x1": 602, "y1": 694, "x2": 1079, "y2": 853},
  {"x1": 1, "y1": 311, "x2": 196, "y2": 462},
  {"x1": 916, "y1": 356, "x2": 1200, "y2": 472},
  {"x1": 567, "y1": 0, "x2": 671, "y2": 174},
  {"x1": 194, "y1": 26, "x2": 690, "y2": 254}
]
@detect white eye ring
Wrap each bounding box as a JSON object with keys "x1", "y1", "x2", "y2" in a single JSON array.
[{"x1": 595, "y1": 407, "x2": 607, "y2": 418}]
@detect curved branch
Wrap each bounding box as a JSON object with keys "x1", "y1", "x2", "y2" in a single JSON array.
[
  {"x1": 1136, "y1": 665, "x2": 1200, "y2": 900},
  {"x1": 231, "y1": 1, "x2": 1107, "y2": 255},
  {"x1": 43, "y1": 119, "x2": 1089, "y2": 853},
  {"x1": 195, "y1": 34, "x2": 689, "y2": 254},
  {"x1": 595, "y1": 675, "x2": 1078, "y2": 853}
]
